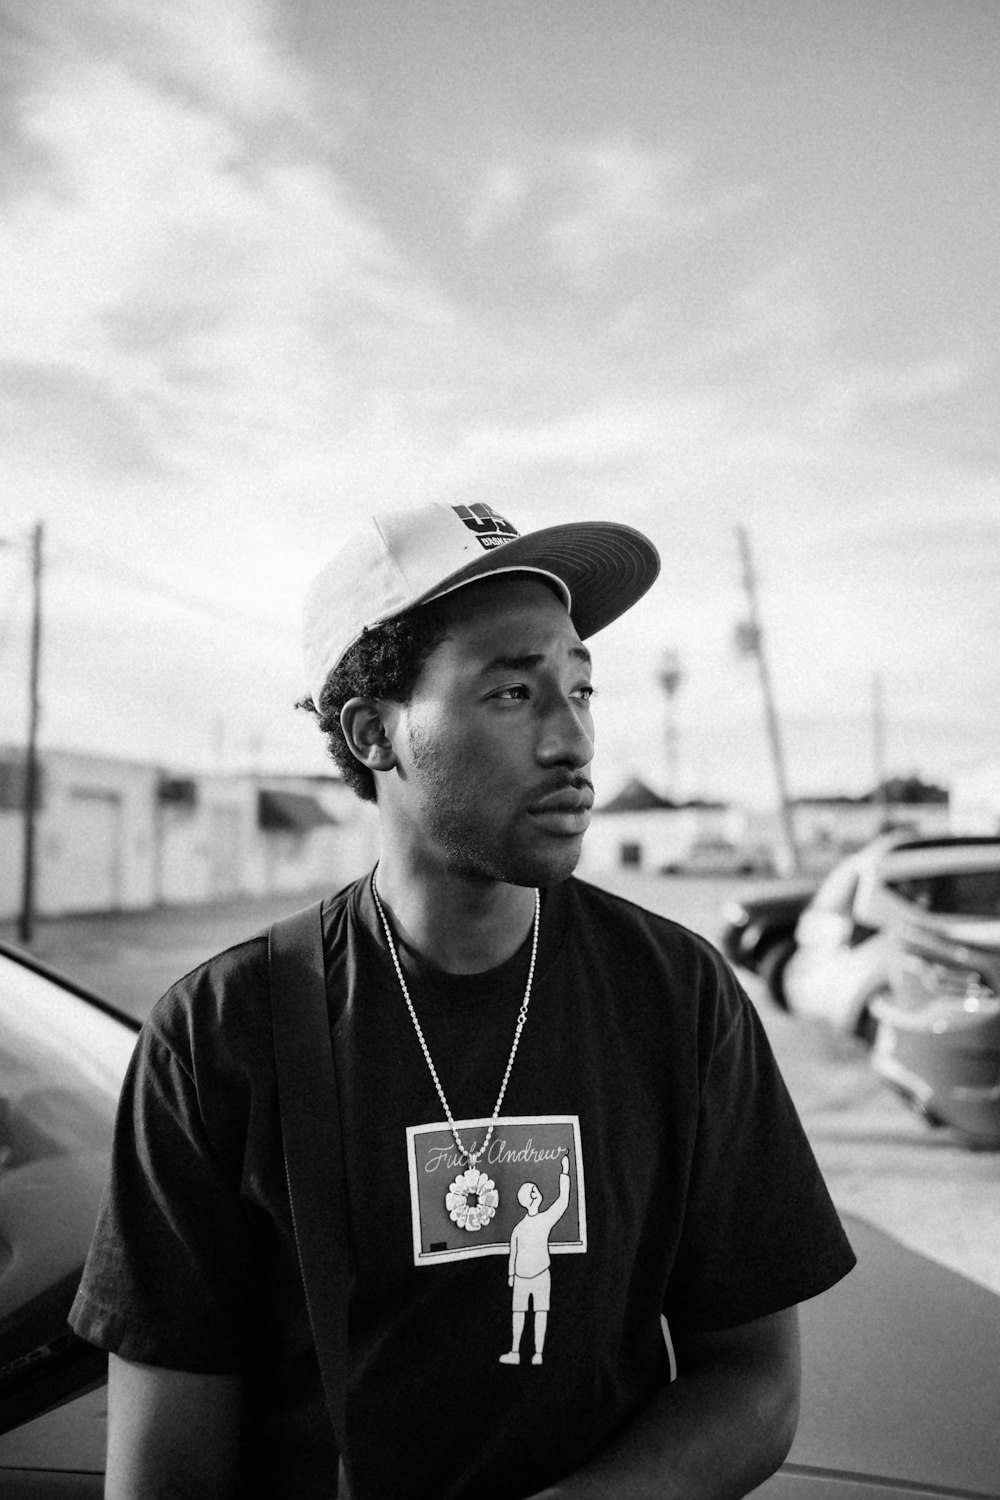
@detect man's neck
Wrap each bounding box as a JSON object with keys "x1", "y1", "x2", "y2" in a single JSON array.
[{"x1": 372, "y1": 861, "x2": 537, "y2": 976}]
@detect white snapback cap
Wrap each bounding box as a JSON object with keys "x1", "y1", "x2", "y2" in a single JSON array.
[{"x1": 303, "y1": 501, "x2": 660, "y2": 705}]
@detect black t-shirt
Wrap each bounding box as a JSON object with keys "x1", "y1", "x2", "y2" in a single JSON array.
[{"x1": 71, "y1": 874, "x2": 855, "y2": 1499}]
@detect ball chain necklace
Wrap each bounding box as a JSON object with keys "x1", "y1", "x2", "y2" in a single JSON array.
[{"x1": 371, "y1": 872, "x2": 540, "y2": 1231}]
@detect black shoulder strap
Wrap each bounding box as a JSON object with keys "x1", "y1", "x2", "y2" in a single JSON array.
[{"x1": 268, "y1": 900, "x2": 349, "y2": 1454}]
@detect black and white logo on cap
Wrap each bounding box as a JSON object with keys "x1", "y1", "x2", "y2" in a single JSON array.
[{"x1": 452, "y1": 503, "x2": 520, "y2": 551}]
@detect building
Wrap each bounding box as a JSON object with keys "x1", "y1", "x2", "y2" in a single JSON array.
[
  {"x1": 577, "y1": 777, "x2": 751, "y2": 877},
  {"x1": 577, "y1": 776, "x2": 956, "y2": 882},
  {"x1": 1, "y1": 748, "x2": 159, "y2": 918},
  {"x1": 742, "y1": 792, "x2": 952, "y2": 875},
  {"x1": 949, "y1": 758, "x2": 1000, "y2": 834},
  {"x1": 0, "y1": 746, "x2": 378, "y2": 921}
]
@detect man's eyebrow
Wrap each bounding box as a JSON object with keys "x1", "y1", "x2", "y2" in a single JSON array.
[{"x1": 479, "y1": 645, "x2": 592, "y2": 674}]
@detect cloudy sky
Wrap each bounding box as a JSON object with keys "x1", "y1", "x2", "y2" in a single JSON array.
[{"x1": 1, "y1": 0, "x2": 997, "y2": 809}]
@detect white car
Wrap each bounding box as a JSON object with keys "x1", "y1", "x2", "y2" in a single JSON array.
[{"x1": 782, "y1": 834, "x2": 1000, "y2": 1040}]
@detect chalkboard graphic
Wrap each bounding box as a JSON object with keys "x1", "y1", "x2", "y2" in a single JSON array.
[{"x1": 405, "y1": 1115, "x2": 586, "y2": 1267}]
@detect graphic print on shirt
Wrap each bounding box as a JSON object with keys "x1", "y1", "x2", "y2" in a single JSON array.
[{"x1": 405, "y1": 1114, "x2": 586, "y2": 1267}]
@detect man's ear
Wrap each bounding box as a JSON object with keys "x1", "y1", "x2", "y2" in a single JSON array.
[{"x1": 339, "y1": 697, "x2": 400, "y2": 775}]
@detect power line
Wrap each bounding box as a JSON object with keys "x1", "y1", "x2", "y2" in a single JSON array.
[{"x1": 52, "y1": 540, "x2": 296, "y2": 640}]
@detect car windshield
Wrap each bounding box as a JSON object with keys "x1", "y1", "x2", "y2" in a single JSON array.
[{"x1": 0, "y1": 953, "x2": 135, "y2": 1394}]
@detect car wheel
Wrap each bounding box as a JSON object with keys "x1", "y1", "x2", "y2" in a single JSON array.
[{"x1": 759, "y1": 938, "x2": 795, "y2": 1009}]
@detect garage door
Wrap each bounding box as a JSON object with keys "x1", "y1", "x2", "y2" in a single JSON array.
[{"x1": 56, "y1": 788, "x2": 122, "y2": 912}]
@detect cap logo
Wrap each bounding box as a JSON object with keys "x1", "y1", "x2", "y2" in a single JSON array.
[{"x1": 452, "y1": 503, "x2": 519, "y2": 551}]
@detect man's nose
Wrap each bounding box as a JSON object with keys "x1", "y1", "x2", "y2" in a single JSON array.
[{"x1": 536, "y1": 697, "x2": 593, "y2": 769}]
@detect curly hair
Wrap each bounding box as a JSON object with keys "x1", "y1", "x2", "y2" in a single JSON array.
[{"x1": 296, "y1": 604, "x2": 452, "y2": 802}]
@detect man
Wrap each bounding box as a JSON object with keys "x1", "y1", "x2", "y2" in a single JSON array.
[{"x1": 71, "y1": 501, "x2": 855, "y2": 1499}]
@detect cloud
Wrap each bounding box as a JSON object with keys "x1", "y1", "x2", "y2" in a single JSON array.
[
  {"x1": 702, "y1": 257, "x2": 976, "y2": 464},
  {"x1": 2, "y1": 4, "x2": 996, "y2": 796},
  {"x1": 465, "y1": 161, "x2": 528, "y2": 240},
  {"x1": 2, "y1": 0, "x2": 311, "y2": 130},
  {"x1": 545, "y1": 139, "x2": 766, "y2": 281},
  {"x1": 723, "y1": 258, "x2": 833, "y2": 351},
  {"x1": 0, "y1": 21, "x2": 456, "y2": 492},
  {"x1": 822, "y1": 355, "x2": 972, "y2": 416},
  {"x1": 455, "y1": 395, "x2": 719, "y2": 470},
  {"x1": 462, "y1": 135, "x2": 765, "y2": 282}
]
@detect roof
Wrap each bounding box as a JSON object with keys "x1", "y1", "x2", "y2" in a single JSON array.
[
  {"x1": 597, "y1": 777, "x2": 727, "y2": 813},
  {"x1": 598, "y1": 777, "x2": 678, "y2": 813}
]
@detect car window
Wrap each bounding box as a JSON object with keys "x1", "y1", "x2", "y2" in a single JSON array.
[
  {"x1": 0, "y1": 953, "x2": 135, "y2": 1394},
  {"x1": 885, "y1": 869, "x2": 1000, "y2": 918}
]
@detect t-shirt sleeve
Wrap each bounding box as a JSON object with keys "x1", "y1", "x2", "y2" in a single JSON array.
[
  {"x1": 68, "y1": 963, "x2": 261, "y2": 1373},
  {"x1": 664, "y1": 951, "x2": 856, "y2": 1332}
]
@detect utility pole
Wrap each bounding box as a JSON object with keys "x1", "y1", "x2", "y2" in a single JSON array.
[
  {"x1": 19, "y1": 522, "x2": 43, "y2": 945},
  {"x1": 735, "y1": 526, "x2": 800, "y2": 874}
]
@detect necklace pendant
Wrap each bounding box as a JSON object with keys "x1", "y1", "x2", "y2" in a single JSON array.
[{"x1": 446, "y1": 1166, "x2": 499, "y2": 1232}]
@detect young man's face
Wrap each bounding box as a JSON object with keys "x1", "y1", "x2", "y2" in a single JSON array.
[{"x1": 381, "y1": 576, "x2": 595, "y2": 887}]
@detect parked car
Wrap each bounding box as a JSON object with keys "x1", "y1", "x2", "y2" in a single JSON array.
[
  {"x1": 2, "y1": 941, "x2": 1000, "y2": 1497},
  {"x1": 0, "y1": 938, "x2": 137, "y2": 1492},
  {"x1": 719, "y1": 877, "x2": 817, "y2": 1005},
  {"x1": 753, "y1": 1211, "x2": 1000, "y2": 1499},
  {"x1": 871, "y1": 916, "x2": 1000, "y2": 1146},
  {"x1": 662, "y1": 837, "x2": 774, "y2": 877},
  {"x1": 782, "y1": 833, "x2": 1000, "y2": 1041}
]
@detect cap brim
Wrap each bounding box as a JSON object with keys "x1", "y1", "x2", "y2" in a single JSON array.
[{"x1": 421, "y1": 520, "x2": 660, "y2": 639}]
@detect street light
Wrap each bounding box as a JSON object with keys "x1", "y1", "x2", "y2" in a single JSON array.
[{"x1": 656, "y1": 648, "x2": 683, "y2": 801}]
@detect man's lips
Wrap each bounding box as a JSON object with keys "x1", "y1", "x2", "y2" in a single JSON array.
[
  {"x1": 526, "y1": 784, "x2": 594, "y2": 834},
  {"x1": 527, "y1": 787, "x2": 595, "y2": 814}
]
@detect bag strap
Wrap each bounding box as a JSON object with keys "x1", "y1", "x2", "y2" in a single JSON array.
[{"x1": 268, "y1": 900, "x2": 349, "y2": 1454}]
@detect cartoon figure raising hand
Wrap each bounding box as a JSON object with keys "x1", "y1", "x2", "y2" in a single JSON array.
[{"x1": 499, "y1": 1154, "x2": 570, "y2": 1366}]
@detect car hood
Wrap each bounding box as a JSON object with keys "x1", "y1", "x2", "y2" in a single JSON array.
[{"x1": 753, "y1": 1213, "x2": 1000, "y2": 1498}]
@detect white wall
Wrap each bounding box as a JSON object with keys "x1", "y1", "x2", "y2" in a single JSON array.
[
  {"x1": 577, "y1": 805, "x2": 741, "y2": 877},
  {"x1": 157, "y1": 776, "x2": 254, "y2": 904},
  {"x1": 0, "y1": 813, "x2": 24, "y2": 920},
  {"x1": 0, "y1": 755, "x2": 382, "y2": 920},
  {"x1": 949, "y1": 759, "x2": 1000, "y2": 834},
  {"x1": 157, "y1": 774, "x2": 380, "y2": 906},
  {"x1": 0, "y1": 750, "x2": 159, "y2": 918}
]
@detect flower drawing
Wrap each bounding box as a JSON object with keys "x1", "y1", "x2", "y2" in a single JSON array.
[{"x1": 446, "y1": 1167, "x2": 499, "y2": 1232}]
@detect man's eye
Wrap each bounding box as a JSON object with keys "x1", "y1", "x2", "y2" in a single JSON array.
[
  {"x1": 574, "y1": 685, "x2": 596, "y2": 702},
  {"x1": 493, "y1": 685, "x2": 529, "y2": 700}
]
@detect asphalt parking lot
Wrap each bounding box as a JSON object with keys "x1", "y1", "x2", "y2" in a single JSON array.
[
  {"x1": 5, "y1": 866, "x2": 999, "y2": 1295},
  {"x1": 1, "y1": 886, "x2": 331, "y2": 1020}
]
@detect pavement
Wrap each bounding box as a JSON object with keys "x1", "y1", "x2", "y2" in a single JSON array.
[
  {"x1": 0, "y1": 886, "x2": 335, "y2": 1021},
  {"x1": 0, "y1": 868, "x2": 748, "y2": 1023}
]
